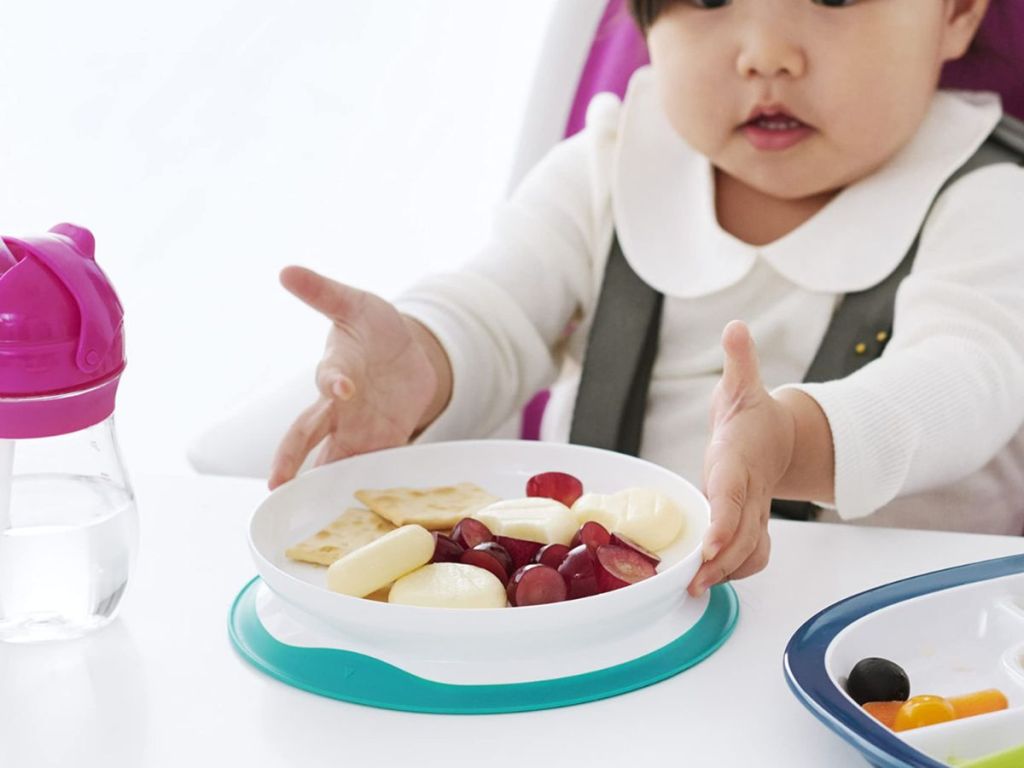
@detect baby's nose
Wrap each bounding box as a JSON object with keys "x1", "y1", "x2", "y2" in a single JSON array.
[{"x1": 736, "y1": 24, "x2": 807, "y2": 79}]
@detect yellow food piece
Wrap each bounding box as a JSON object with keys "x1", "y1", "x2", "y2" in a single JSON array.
[
  {"x1": 326, "y1": 524, "x2": 434, "y2": 597},
  {"x1": 389, "y1": 563, "x2": 507, "y2": 609},
  {"x1": 893, "y1": 695, "x2": 956, "y2": 732},
  {"x1": 571, "y1": 488, "x2": 684, "y2": 551},
  {"x1": 948, "y1": 689, "x2": 1008, "y2": 720},
  {"x1": 473, "y1": 497, "x2": 577, "y2": 545}
]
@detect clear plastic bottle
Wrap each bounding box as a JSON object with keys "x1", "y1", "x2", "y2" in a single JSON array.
[
  {"x1": 0, "y1": 224, "x2": 133, "y2": 642},
  {"x1": 0, "y1": 415, "x2": 137, "y2": 641}
]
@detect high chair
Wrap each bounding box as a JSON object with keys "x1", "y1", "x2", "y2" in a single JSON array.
[{"x1": 188, "y1": 0, "x2": 1024, "y2": 479}]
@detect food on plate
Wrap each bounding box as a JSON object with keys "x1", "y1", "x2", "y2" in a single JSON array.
[
  {"x1": 593, "y1": 544, "x2": 658, "y2": 591},
  {"x1": 948, "y1": 688, "x2": 1009, "y2": 719},
  {"x1": 292, "y1": 470, "x2": 690, "y2": 607},
  {"x1": 354, "y1": 482, "x2": 500, "y2": 529},
  {"x1": 495, "y1": 535, "x2": 544, "y2": 571},
  {"x1": 846, "y1": 657, "x2": 910, "y2": 705},
  {"x1": 526, "y1": 471, "x2": 584, "y2": 507},
  {"x1": 557, "y1": 544, "x2": 600, "y2": 599},
  {"x1": 610, "y1": 532, "x2": 661, "y2": 567},
  {"x1": 285, "y1": 507, "x2": 395, "y2": 566},
  {"x1": 430, "y1": 532, "x2": 464, "y2": 564},
  {"x1": 863, "y1": 688, "x2": 1010, "y2": 731},
  {"x1": 571, "y1": 488, "x2": 684, "y2": 551},
  {"x1": 571, "y1": 520, "x2": 611, "y2": 552},
  {"x1": 533, "y1": 543, "x2": 570, "y2": 569},
  {"x1": 327, "y1": 524, "x2": 434, "y2": 597},
  {"x1": 472, "y1": 497, "x2": 578, "y2": 547},
  {"x1": 451, "y1": 517, "x2": 494, "y2": 549},
  {"x1": 506, "y1": 564, "x2": 567, "y2": 606},
  {"x1": 892, "y1": 695, "x2": 957, "y2": 731},
  {"x1": 388, "y1": 562, "x2": 506, "y2": 609},
  {"x1": 459, "y1": 542, "x2": 513, "y2": 585},
  {"x1": 861, "y1": 700, "x2": 903, "y2": 730}
]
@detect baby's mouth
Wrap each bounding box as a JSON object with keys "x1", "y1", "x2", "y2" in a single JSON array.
[
  {"x1": 740, "y1": 107, "x2": 814, "y2": 151},
  {"x1": 744, "y1": 113, "x2": 808, "y2": 131}
]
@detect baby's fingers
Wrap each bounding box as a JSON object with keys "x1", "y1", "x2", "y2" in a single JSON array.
[
  {"x1": 280, "y1": 266, "x2": 365, "y2": 325},
  {"x1": 268, "y1": 399, "x2": 332, "y2": 489},
  {"x1": 689, "y1": 492, "x2": 764, "y2": 597},
  {"x1": 701, "y1": 454, "x2": 748, "y2": 563}
]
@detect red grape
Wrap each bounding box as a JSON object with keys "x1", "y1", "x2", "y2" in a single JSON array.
[
  {"x1": 556, "y1": 544, "x2": 599, "y2": 600},
  {"x1": 495, "y1": 535, "x2": 543, "y2": 571},
  {"x1": 570, "y1": 520, "x2": 611, "y2": 553},
  {"x1": 431, "y1": 532, "x2": 464, "y2": 563},
  {"x1": 594, "y1": 544, "x2": 657, "y2": 592},
  {"x1": 609, "y1": 532, "x2": 661, "y2": 567},
  {"x1": 507, "y1": 564, "x2": 567, "y2": 607},
  {"x1": 460, "y1": 543, "x2": 511, "y2": 585},
  {"x1": 525, "y1": 471, "x2": 584, "y2": 507},
  {"x1": 533, "y1": 543, "x2": 570, "y2": 569},
  {"x1": 451, "y1": 517, "x2": 493, "y2": 550}
]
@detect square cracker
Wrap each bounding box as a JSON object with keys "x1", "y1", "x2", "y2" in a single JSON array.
[
  {"x1": 285, "y1": 507, "x2": 396, "y2": 566},
  {"x1": 354, "y1": 482, "x2": 499, "y2": 530}
]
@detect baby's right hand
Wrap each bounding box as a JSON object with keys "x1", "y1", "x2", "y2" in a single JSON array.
[{"x1": 268, "y1": 266, "x2": 445, "y2": 489}]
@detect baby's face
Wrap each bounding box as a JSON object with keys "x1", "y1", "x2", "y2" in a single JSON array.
[{"x1": 647, "y1": 0, "x2": 988, "y2": 201}]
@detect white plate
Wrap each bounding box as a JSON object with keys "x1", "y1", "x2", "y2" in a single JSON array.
[{"x1": 248, "y1": 439, "x2": 710, "y2": 675}]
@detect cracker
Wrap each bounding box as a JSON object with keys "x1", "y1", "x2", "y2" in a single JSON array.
[
  {"x1": 354, "y1": 482, "x2": 499, "y2": 530},
  {"x1": 285, "y1": 507, "x2": 396, "y2": 566}
]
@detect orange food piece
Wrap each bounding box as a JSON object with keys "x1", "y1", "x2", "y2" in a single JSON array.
[
  {"x1": 862, "y1": 700, "x2": 904, "y2": 729},
  {"x1": 948, "y1": 689, "x2": 1009, "y2": 720},
  {"x1": 893, "y1": 695, "x2": 956, "y2": 731}
]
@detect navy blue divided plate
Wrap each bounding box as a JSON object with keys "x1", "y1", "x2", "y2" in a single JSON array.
[{"x1": 784, "y1": 555, "x2": 1024, "y2": 768}]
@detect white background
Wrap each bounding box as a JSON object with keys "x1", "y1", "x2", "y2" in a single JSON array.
[{"x1": 0, "y1": 1, "x2": 556, "y2": 475}]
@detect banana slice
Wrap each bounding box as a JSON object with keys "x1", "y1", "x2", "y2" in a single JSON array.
[
  {"x1": 572, "y1": 488, "x2": 684, "y2": 552},
  {"x1": 326, "y1": 524, "x2": 434, "y2": 597},
  {"x1": 389, "y1": 563, "x2": 507, "y2": 608},
  {"x1": 472, "y1": 497, "x2": 577, "y2": 545}
]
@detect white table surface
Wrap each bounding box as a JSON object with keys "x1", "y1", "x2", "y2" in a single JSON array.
[{"x1": 2, "y1": 472, "x2": 1022, "y2": 768}]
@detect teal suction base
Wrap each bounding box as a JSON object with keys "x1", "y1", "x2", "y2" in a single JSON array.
[{"x1": 229, "y1": 577, "x2": 738, "y2": 714}]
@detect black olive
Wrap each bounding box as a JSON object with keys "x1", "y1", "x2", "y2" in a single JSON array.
[{"x1": 846, "y1": 657, "x2": 910, "y2": 705}]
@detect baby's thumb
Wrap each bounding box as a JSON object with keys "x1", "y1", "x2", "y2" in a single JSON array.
[{"x1": 719, "y1": 320, "x2": 763, "y2": 395}]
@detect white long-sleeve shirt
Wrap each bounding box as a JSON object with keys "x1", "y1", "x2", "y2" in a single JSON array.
[{"x1": 397, "y1": 66, "x2": 1024, "y2": 535}]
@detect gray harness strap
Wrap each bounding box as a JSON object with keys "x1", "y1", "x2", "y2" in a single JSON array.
[{"x1": 569, "y1": 115, "x2": 1024, "y2": 521}]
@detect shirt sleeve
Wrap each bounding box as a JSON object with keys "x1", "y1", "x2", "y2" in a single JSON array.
[
  {"x1": 395, "y1": 95, "x2": 621, "y2": 443},
  {"x1": 778, "y1": 163, "x2": 1024, "y2": 520}
]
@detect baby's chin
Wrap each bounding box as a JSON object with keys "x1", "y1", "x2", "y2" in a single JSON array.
[{"x1": 718, "y1": 160, "x2": 850, "y2": 204}]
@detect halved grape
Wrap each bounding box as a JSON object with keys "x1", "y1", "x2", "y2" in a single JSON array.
[
  {"x1": 609, "y1": 532, "x2": 661, "y2": 567},
  {"x1": 556, "y1": 544, "x2": 599, "y2": 600},
  {"x1": 570, "y1": 520, "x2": 611, "y2": 553},
  {"x1": 431, "y1": 532, "x2": 465, "y2": 564},
  {"x1": 451, "y1": 517, "x2": 493, "y2": 550},
  {"x1": 507, "y1": 564, "x2": 567, "y2": 606},
  {"x1": 533, "y1": 543, "x2": 570, "y2": 569},
  {"x1": 495, "y1": 535, "x2": 543, "y2": 571},
  {"x1": 594, "y1": 544, "x2": 657, "y2": 592},
  {"x1": 460, "y1": 543, "x2": 512, "y2": 585},
  {"x1": 525, "y1": 471, "x2": 584, "y2": 507}
]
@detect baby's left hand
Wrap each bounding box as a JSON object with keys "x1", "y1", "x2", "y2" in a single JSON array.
[{"x1": 688, "y1": 321, "x2": 796, "y2": 597}]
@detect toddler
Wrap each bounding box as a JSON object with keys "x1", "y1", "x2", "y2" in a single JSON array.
[{"x1": 269, "y1": 0, "x2": 1024, "y2": 597}]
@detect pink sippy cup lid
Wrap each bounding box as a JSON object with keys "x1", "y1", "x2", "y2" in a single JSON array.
[{"x1": 0, "y1": 224, "x2": 126, "y2": 438}]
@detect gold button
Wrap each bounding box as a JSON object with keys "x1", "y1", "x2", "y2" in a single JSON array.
[
  {"x1": 876, "y1": 331, "x2": 889, "y2": 343},
  {"x1": 854, "y1": 342, "x2": 867, "y2": 355}
]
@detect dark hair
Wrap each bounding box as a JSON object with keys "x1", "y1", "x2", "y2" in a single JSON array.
[
  {"x1": 627, "y1": 0, "x2": 1000, "y2": 56},
  {"x1": 627, "y1": 0, "x2": 666, "y2": 31}
]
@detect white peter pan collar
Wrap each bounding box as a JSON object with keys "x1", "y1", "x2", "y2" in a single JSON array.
[{"x1": 611, "y1": 66, "x2": 1003, "y2": 297}]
